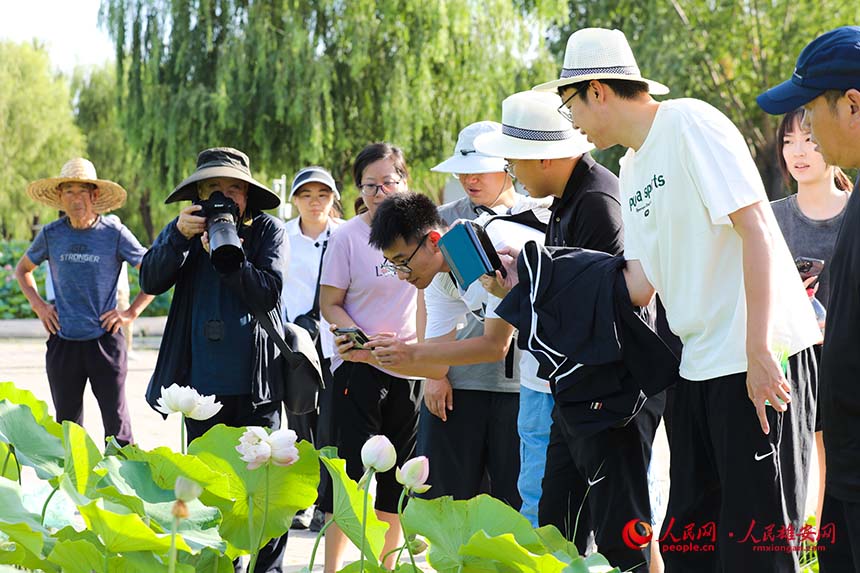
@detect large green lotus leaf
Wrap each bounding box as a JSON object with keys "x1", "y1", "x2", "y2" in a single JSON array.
[
  {"x1": 47, "y1": 539, "x2": 105, "y2": 573},
  {"x1": 0, "y1": 401, "x2": 64, "y2": 480},
  {"x1": 109, "y1": 551, "x2": 194, "y2": 573},
  {"x1": 188, "y1": 424, "x2": 319, "y2": 551},
  {"x1": 533, "y1": 525, "x2": 580, "y2": 563},
  {"x1": 580, "y1": 553, "x2": 620, "y2": 573},
  {"x1": 0, "y1": 479, "x2": 51, "y2": 570},
  {"x1": 62, "y1": 421, "x2": 104, "y2": 495},
  {"x1": 0, "y1": 443, "x2": 19, "y2": 481},
  {"x1": 120, "y1": 444, "x2": 233, "y2": 500},
  {"x1": 459, "y1": 530, "x2": 567, "y2": 573},
  {"x1": 178, "y1": 547, "x2": 234, "y2": 573},
  {"x1": 402, "y1": 495, "x2": 543, "y2": 573},
  {"x1": 53, "y1": 525, "x2": 102, "y2": 546},
  {"x1": 77, "y1": 501, "x2": 192, "y2": 554},
  {"x1": 320, "y1": 456, "x2": 389, "y2": 565},
  {"x1": 0, "y1": 383, "x2": 63, "y2": 438},
  {"x1": 336, "y1": 559, "x2": 387, "y2": 573},
  {"x1": 95, "y1": 457, "x2": 227, "y2": 553}
]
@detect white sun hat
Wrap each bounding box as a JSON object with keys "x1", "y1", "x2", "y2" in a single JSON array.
[
  {"x1": 431, "y1": 121, "x2": 508, "y2": 174},
  {"x1": 473, "y1": 91, "x2": 594, "y2": 160},
  {"x1": 533, "y1": 28, "x2": 669, "y2": 94}
]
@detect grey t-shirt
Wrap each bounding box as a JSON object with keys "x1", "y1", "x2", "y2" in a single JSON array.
[
  {"x1": 435, "y1": 197, "x2": 519, "y2": 393},
  {"x1": 771, "y1": 193, "x2": 846, "y2": 309},
  {"x1": 27, "y1": 216, "x2": 147, "y2": 340}
]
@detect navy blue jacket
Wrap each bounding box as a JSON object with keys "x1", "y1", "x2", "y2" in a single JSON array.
[{"x1": 140, "y1": 211, "x2": 289, "y2": 412}]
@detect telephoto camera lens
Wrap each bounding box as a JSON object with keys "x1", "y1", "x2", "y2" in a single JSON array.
[{"x1": 197, "y1": 191, "x2": 245, "y2": 273}]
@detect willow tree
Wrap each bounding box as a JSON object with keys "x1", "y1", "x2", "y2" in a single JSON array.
[
  {"x1": 546, "y1": 0, "x2": 859, "y2": 196},
  {"x1": 101, "y1": 0, "x2": 565, "y2": 225},
  {"x1": 0, "y1": 42, "x2": 84, "y2": 239}
]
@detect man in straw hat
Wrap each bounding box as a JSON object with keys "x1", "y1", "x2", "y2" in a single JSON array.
[
  {"x1": 759, "y1": 26, "x2": 860, "y2": 571},
  {"x1": 139, "y1": 147, "x2": 289, "y2": 571},
  {"x1": 536, "y1": 27, "x2": 822, "y2": 571},
  {"x1": 474, "y1": 90, "x2": 664, "y2": 572},
  {"x1": 15, "y1": 158, "x2": 154, "y2": 446}
]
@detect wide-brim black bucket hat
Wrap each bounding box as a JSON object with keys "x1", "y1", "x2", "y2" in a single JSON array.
[{"x1": 165, "y1": 147, "x2": 281, "y2": 211}]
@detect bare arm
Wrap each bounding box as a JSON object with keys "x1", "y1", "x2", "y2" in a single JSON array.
[
  {"x1": 623, "y1": 259, "x2": 656, "y2": 307},
  {"x1": 15, "y1": 255, "x2": 58, "y2": 335},
  {"x1": 730, "y1": 201, "x2": 791, "y2": 434}
]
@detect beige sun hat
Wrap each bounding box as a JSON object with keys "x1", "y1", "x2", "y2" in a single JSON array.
[
  {"x1": 533, "y1": 28, "x2": 669, "y2": 94},
  {"x1": 27, "y1": 158, "x2": 128, "y2": 213}
]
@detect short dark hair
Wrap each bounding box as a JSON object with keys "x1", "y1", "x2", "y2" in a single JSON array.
[
  {"x1": 559, "y1": 78, "x2": 650, "y2": 102},
  {"x1": 369, "y1": 192, "x2": 443, "y2": 251},
  {"x1": 352, "y1": 142, "x2": 409, "y2": 188},
  {"x1": 823, "y1": 89, "x2": 845, "y2": 111}
]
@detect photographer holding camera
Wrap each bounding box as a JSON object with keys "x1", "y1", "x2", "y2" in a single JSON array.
[{"x1": 140, "y1": 147, "x2": 290, "y2": 572}]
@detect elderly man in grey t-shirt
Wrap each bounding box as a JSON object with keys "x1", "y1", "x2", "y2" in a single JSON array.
[{"x1": 15, "y1": 158, "x2": 153, "y2": 445}]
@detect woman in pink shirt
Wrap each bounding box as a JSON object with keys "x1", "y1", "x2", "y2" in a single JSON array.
[{"x1": 318, "y1": 142, "x2": 421, "y2": 571}]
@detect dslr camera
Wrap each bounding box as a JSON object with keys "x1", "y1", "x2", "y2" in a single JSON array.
[{"x1": 194, "y1": 191, "x2": 245, "y2": 273}]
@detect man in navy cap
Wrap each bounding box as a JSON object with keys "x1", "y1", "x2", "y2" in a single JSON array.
[{"x1": 759, "y1": 25, "x2": 860, "y2": 572}]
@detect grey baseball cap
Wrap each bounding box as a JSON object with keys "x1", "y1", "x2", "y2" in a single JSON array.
[{"x1": 289, "y1": 167, "x2": 340, "y2": 199}]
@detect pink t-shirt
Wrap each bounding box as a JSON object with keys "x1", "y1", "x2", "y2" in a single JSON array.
[{"x1": 320, "y1": 215, "x2": 418, "y2": 377}]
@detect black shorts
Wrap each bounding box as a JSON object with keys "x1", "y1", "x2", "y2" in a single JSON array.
[{"x1": 318, "y1": 362, "x2": 422, "y2": 514}]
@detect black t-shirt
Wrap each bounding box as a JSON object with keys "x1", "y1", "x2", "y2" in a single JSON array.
[
  {"x1": 820, "y1": 179, "x2": 860, "y2": 503},
  {"x1": 546, "y1": 153, "x2": 624, "y2": 255}
]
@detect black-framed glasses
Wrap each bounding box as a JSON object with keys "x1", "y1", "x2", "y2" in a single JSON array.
[
  {"x1": 557, "y1": 87, "x2": 582, "y2": 122},
  {"x1": 382, "y1": 233, "x2": 428, "y2": 275},
  {"x1": 359, "y1": 178, "x2": 402, "y2": 197}
]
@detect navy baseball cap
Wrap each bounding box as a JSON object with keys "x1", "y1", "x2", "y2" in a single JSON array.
[{"x1": 757, "y1": 26, "x2": 860, "y2": 115}]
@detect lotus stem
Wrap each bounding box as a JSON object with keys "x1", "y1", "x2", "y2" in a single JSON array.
[
  {"x1": 247, "y1": 491, "x2": 256, "y2": 573},
  {"x1": 307, "y1": 514, "x2": 334, "y2": 570},
  {"x1": 167, "y1": 515, "x2": 179, "y2": 573},
  {"x1": 180, "y1": 414, "x2": 186, "y2": 455},
  {"x1": 397, "y1": 489, "x2": 418, "y2": 571},
  {"x1": 360, "y1": 469, "x2": 374, "y2": 572},
  {"x1": 40, "y1": 486, "x2": 59, "y2": 525},
  {"x1": 249, "y1": 463, "x2": 270, "y2": 573}
]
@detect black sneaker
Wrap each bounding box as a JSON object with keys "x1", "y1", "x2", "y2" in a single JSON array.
[
  {"x1": 291, "y1": 506, "x2": 314, "y2": 530},
  {"x1": 309, "y1": 508, "x2": 326, "y2": 532}
]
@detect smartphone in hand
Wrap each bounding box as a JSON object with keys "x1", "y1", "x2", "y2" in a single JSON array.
[
  {"x1": 795, "y1": 257, "x2": 825, "y2": 282},
  {"x1": 333, "y1": 327, "x2": 371, "y2": 350}
]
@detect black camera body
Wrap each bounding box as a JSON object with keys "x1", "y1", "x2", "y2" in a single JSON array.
[{"x1": 194, "y1": 191, "x2": 245, "y2": 273}]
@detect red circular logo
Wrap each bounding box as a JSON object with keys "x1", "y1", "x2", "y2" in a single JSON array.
[{"x1": 622, "y1": 519, "x2": 653, "y2": 549}]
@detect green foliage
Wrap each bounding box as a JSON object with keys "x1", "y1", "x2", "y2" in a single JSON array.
[
  {"x1": 0, "y1": 41, "x2": 85, "y2": 240},
  {"x1": 0, "y1": 239, "x2": 172, "y2": 318},
  {"x1": 321, "y1": 456, "x2": 390, "y2": 564},
  {"x1": 546, "y1": 0, "x2": 858, "y2": 196},
  {"x1": 100, "y1": 0, "x2": 566, "y2": 233}
]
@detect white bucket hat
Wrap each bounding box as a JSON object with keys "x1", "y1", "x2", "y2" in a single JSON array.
[
  {"x1": 533, "y1": 28, "x2": 669, "y2": 94},
  {"x1": 27, "y1": 158, "x2": 127, "y2": 213},
  {"x1": 289, "y1": 166, "x2": 340, "y2": 200},
  {"x1": 431, "y1": 121, "x2": 508, "y2": 174},
  {"x1": 473, "y1": 91, "x2": 594, "y2": 160}
]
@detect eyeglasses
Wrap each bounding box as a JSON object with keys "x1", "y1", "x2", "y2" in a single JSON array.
[
  {"x1": 382, "y1": 233, "x2": 428, "y2": 275},
  {"x1": 557, "y1": 87, "x2": 583, "y2": 123},
  {"x1": 504, "y1": 162, "x2": 516, "y2": 179},
  {"x1": 359, "y1": 178, "x2": 402, "y2": 197}
]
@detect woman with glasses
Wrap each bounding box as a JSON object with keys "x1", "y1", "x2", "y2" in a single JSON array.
[{"x1": 318, "y1": 142, "x2": 421, "y2": 571}]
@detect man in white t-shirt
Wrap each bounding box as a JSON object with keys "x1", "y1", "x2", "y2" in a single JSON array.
[
  {"x1": 363, "y1": 191, "x2": 550, "y2": 519},
  {"x1": 535, "y1": 28, "x2": 821, "y2": 572}
]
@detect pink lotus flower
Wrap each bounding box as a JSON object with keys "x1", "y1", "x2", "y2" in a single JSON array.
[
  {"x1": 396, "y1": 456, "x2": 431, "y2": 494},
  {"x1": 269, "y1": 428, "x2": 299, "y2": 466},
  {"x1": 236, "y1": 427, "x2": 274, "y2": 470},
  {"x1": 361, "y1": 435, "x2": 396, "y2": 473}
]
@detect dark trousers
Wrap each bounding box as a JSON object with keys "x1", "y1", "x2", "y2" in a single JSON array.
[
  {"x1": 318, "y1": 362, "x2": 422, "y2": 514},
  {"x1": 45, "y1": 331, "x2": 133, "y2": 446},
  {"x1": 660, "y1": 348, "x2": 816, "y2": 573},
  {"x1": 185, "y1": 396, "x2": 286, "y2": 573},
  {"x1": 818, "y1": 494, "x2": 860, "y2": 572},
  {"x1": 539, "y1": 396, "x2": 662, "y2": 573},
  {"x1": 417, "y1": 388, "x2": 521, "y2": 509}
]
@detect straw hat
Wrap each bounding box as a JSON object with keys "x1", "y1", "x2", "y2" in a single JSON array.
[
  {"x1": 473, "y1": 91, "x2": 594, "y2": 160},
  {"x1": 27, "y1": 158, "x2": 127, "y2": 213},
  {"x1": 533, "y1": 28, "x2": 669, "y2": 94},
  {"x1": 166, "y1": 147, "x2": 280, "y2": 211},
  {"x1": 431, "y1": 121, "x2": 508, "y2": 174}
]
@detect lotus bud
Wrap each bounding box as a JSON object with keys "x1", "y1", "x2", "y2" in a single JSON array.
[
  {"x1": 361, "y1": 435, "x2": 397, "y2": 473},
  {"x1": 395, "y1": 456, "x2": 430, "y2": 493},
  {"x1": 174, "y1": 476, "x2": 203, "y2": 502}
]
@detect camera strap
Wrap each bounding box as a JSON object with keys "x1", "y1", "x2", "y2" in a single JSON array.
[{"x1": 308, "y1": 228, "x2": 330, "y2": 321}]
